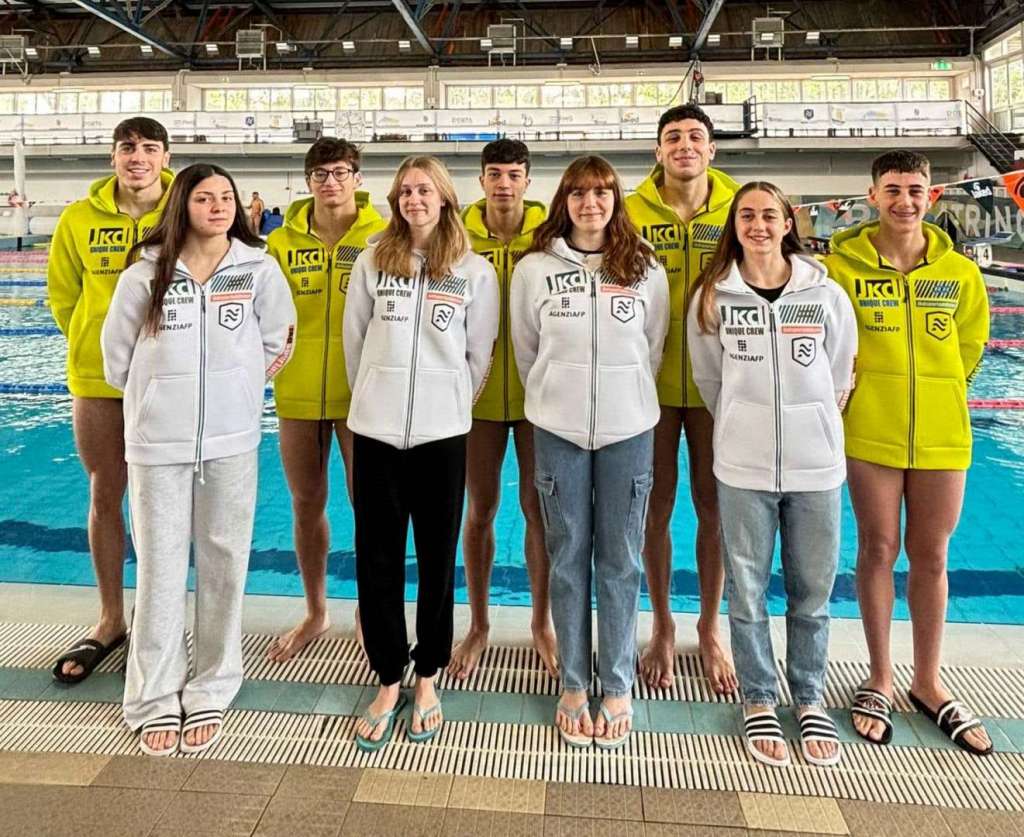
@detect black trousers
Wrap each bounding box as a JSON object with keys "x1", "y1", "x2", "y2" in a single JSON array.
[{"x1": 352, "y1": 432, "x2": 467, "y2": 685}]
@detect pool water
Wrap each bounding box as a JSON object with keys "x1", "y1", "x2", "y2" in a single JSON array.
[{"x1": 1, "y1": 272, "x2": 1023, "y2": 624}]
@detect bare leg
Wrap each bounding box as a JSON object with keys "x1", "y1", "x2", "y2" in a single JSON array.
[
  {"x1": 846, "y1": 457, "x2": 904, "y2": 742},
  {"x1": 513, "y1": 421, "x2": 558, "y2": 678},
  {"x1": 448, "y1": 420, "x2": 507, "y2": 679},
  {"x1": 336, "y1": 421, "x2": 364, "y2": 653},
  {"x1": 267, "y1": 418, "x2": 333, "y2": 662},
  {"x1": 639, "y1": 407, "x2": 683, "y2": 689},
  {"x1": 904, "y1": 469, "x2": 990, "y2": 752},
  {"x1": 63, "y1": 397, "x2": 129, "y2": 678},
  {"x1": 682, "y1": 407, "x2": 737, "y2": 695}
]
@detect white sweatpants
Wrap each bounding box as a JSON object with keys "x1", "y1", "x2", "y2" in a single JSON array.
[{"x1": 122, "y1": 450, "x2": 258, "y2": 731}]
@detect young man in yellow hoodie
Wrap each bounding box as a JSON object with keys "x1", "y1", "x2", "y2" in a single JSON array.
[
  {"x1": 265, "y1": 138, "x2": 386, "y2": 662},
  {"x1": 824, "y1": 151, "x2": 992, "y2": 756},
  {"x1": 47, "y1": 117, "x2": 172, "y2": 684},
  {"x1": 447, "y1": 139, "x2": 556, "y2": 679},
  {"x1": 625, "y1": 105, "x2": 740, "y2": 693}
]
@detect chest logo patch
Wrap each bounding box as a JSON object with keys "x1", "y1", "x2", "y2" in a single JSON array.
[
  {"x1": 925, "y1": 311, "x2": 952, "y2": 341},
  {"x1": 431, "y1": 302, "x2": 455, "y2": 332},
  {"x1": 611, "y1": 296, "x2": 636, "y2": 323},
  {"x1": 218, "y1": 302, "x2": 244, "y2": 331},
  {"x1": 791, "y1": 336, "x2": 816, "y2": 367}
]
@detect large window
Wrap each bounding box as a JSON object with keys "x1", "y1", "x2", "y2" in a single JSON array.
[
  {"x1": 0, "y1": 88, "x2": 170, "y2": 115},
  {"x1": 985, "y1": 22, "x2": 1024, "y2": 121}
]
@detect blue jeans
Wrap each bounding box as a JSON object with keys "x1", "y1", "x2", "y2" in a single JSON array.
[
  {"x1": 717, "y1": 481, "x2": 840, "y2": 707},
  {"x1": 534, "y1": 427, "x2": 654, "y2": 696}
]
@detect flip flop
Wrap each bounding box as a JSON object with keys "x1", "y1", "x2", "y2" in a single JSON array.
[
  {"x1": 407, "y1": 701, "x2": 444, "y2": 743},
  {"x1": 179, "y1": 709, "x2": 225, "y2": 755},
  {"x1": 355, "y1": 693, "x2": 408, "y2": 753},
  {"x1": 743, "y1": 709, "x2": 791, "y2": 768},
  {"x1": 52, "y1": 634, "x2": 127, "y2": 684},
  {"x1": 555, "y1": 700, "x2": 593, "y2": 749},
  {"x1": 850, "y1": 684, "x2": 894, "y2": 745},
  {"x1": 797, "y1": 710, "x2": 842, "y2": 767},
  {"x1": 139, "y1": 713, "x2": 182, "y2": 757},
  {"x1": 594, "y1": 703, "x2": 634, "y2": 750},
  {"x1": 908, "y1": 691, "x2": 993, "y2": 756}
]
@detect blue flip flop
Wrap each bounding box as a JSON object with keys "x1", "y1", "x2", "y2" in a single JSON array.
[
  {"x1": 355, "y1": 693, "x2": 408, "y2": 753},
  {"x1": 594, "y1": 703, "x2": 634, "y2": 750},
  {"x1": 408, "y1": 701, "x2": 444, "y2": 743}
]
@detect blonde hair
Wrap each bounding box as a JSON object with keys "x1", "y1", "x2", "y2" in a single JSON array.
[{"x1": 375, "y1": 156, "x2": 469, "y2": 280}]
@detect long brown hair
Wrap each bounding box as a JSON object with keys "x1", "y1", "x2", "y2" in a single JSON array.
[
  {"x1": 690, "y1": 181, "x2": 805, "y2": 333},
  {"x1": 374, "y1": 156, "x2": 469, "y2": 280},
  {"x1": 530, "y1": 155, "x2": 655, "y2": 286},
  {"x1": 129, "y1": 163, "x2": 262, "y2": 336}
]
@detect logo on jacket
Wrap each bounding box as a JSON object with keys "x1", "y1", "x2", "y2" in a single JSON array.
[
  {"x1": 914, "y1": 279, "x2": 960, "y2": 310},
  {"x1": 431, "y1": 303, "x2": 455, "y2": 332},
  {"x1": 925, "y1": 311, "x2": 952, "y2": 341},
  {"x1": 642, "y1": 223, "x2": 679, "y2": 244},
  {"x1": 791, "y1": 336, "x2": 816, "y2": 367},
  {"x1": 779, "y1": 303, "x2": 825, "y2": 334},
  {"x1": 88, "y1": 227, "x2": 127, "y2": 246},
  {"x1": 720, "y1": 305, "x2": 766, "y2": 329},
  {"x1": 288, "y1": 248, "x2": 322, "y2": 267},
  {"x1": 218, "y1": 302, "x2": 244, "y2": 331},
  {"x1": 611, "y1": 296, "x2": 636, "y2": 323},
  {"x1": 855, "y1": 278, "x2": 899, "y2": 301}
]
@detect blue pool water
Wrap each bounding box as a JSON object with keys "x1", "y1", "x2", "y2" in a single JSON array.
[{"x1": 1, "y1": 268, "x2": 1023, "y2": 624}]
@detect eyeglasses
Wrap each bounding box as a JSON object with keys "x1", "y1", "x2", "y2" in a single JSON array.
[{"x1": 310, "y1": 167, "x2": 356, "y2": 184}]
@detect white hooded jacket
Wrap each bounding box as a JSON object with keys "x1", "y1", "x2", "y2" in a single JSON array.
[
  {"x1": 343, "y1": 239, "x2": 499, "y2": 449},
  {"x1": 510, "y1": 237, "x2": 669, "y2": 450},
  {"x1": 102, "y1": 238, "x2": 297, "y2": 467},
  {"x1": 687, "y1": 254, "x2": 857, "y2": 493}
]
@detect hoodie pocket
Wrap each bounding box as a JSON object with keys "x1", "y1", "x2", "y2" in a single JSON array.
[
  {"x1": 351, "y1": 365, "x2": 407, "y2": 436},
  {"x1": 844, "y1": 370, "x2": 906, "y2": 451},
  {"x1": 413, "y1": 368, "x2": 466, "y2": 438},
  {"x1": 781, "y1": 403, "x2": 838, "y2": 472},
  {"x1": 597, "y1": 364, "x2": 649, "y2": 436},
  {"x1": 137, "y1": 374, "x2": 197, "y2": 445},
  {"x1": 538, "y1": 361, "x2": 590, "y2": 433},
  {"x1": 204, "y1": 368, "x2": 258, "y2": 439},
  {"x1": 717, "y1": 399, "x2": 774, "y2": 471},
  {"x1": 916, "y1": 376, "x2": 969, "y2": 451}
]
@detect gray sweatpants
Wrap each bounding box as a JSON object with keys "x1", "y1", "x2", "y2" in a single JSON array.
[{"x1": 123, "y1": 450, "x2": 257, "y2": 731}]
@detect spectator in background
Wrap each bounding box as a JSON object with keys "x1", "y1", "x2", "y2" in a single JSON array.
[
  {"x1": 261, "y1": 207, "x2": 284, "y2": 235},
  {"x1": 249, "y1": 191, "x2": 265, "y2": 231}
]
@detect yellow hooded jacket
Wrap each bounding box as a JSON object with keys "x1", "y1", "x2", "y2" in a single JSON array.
[
  {"x1": 824, "y1": 221, "x2": 989, "y2": 470},
  {"x1": 625, "y1": 165, "x2": 740, "y2": 407},
  {"x1": 47, "y1": 170, "x2": 173, "y2": 398},
  {"x1": 462, "y1": 198, "x2": 547, "y2": 422},
  {"x1": 266, "y1": 193, "x2": 386, "y2": 420}
]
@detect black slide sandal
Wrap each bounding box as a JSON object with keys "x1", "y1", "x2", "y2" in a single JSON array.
[
  {"x1": 52, "y1": 634, "x2": 127, "y2": 684},
  {"x1": 851, "y1": 684, "x2": 894, "y2": 745},
  {"x1": 908, "y1": 691, "x2": 993, "y2": 756}
]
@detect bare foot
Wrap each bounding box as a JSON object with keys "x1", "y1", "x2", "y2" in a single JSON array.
[
  {"x1": 910, "y1": 681, "x2": 993, "y2": 753},
  {"x1": 266, "y1": 613, "x2": 329, "y2": 662},
  {"x1": 410, "y1": 675, "x2": 443, "y2": 736},
  {"x1": 746, "y1": 704, "x2": 788, "y2": 764},
  {"x1": 797, "y1": 705, "x2": 838, "y2": 762},
  {"x1": 61, "y1": 617, "x2": 127, "y2": 679},
  {"x1": 555, "y1": 690, "x2": 593, "y2": 739},
  {"x1": 448, "y1": 626, "x2": 489, "y2": 680},
  {"x1": 532, "y1": 622, "x2": 559, "y2": 679},
  {"x1": 639, "y1": 625, "x2": 676, "y2": 689},
  {"x1": 355, "y1": 684, "x2": 402, "y2": 743},
  {"x1": 593, "y1": 695, "x2": 632, "y2": 742},
  {"x1": 142, "y1": 729, "x2": 178, "y2": 755},
  {"x1": 852, "y1": 677, "x2": 893, "y2": 743},
  {"x1": 184, "y1": 723, "x2": 218, "y2": 749},
  {"x1": 698, "y1": 629, "x2": 738, "y2": 695}
]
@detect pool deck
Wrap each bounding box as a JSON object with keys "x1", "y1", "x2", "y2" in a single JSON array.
[{"x1": 1, "y1": 582, "x2": 1023, "y2": 835}]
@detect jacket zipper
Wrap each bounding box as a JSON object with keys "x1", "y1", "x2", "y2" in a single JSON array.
[
  {"x1": 320, "y1": 249, "x2": 333, "y2": 419},
  {"x1": 403, "y1": 264, "x2": 427, "y2": 448},
  {"x1": 194, "y1": 283, "x2": 208, "y2": 469},
  {"x1": 588, "y1": 271, "x2": 599, "y2": 449},
  {"x1": 903, "y1": 275, "x2": 916, "y2": 468},
  {"x1": 502, "y1": 246, "x2": 510, "y2": 421},
  {"x1": 681, "y1": 226, "x2": 689, "y2": 406},
  {"x1": 767, "y1": 305, "x2": 783, "y2": 492}
]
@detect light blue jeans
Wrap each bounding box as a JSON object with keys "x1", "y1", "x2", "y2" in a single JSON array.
[
  {"x1": 717, "y1": 481, "x2": 840, "y2": 707},
  {"x1": 534, "y1": 427, "x2": 654, "y2": 697}
]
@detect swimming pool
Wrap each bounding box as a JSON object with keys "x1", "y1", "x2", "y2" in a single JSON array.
[{"x1": 1, "y1": 264, "x2": 1022, "y2": 624}]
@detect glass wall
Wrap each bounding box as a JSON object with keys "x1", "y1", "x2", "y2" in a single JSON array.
[
  {"x1": 444, "y1": 81, "x2": 683, "y2": 109},
  {"x1": 705, "y1": 76, "x2": 952, "y2": 104},
  {"x1": 984, "y1": 23, "x2": 1024, "y2": 130},
  {"x1": 202, "y1": 85, "x2": 424, "y2": 112},
  {"x1": 0, "y1": 89, "x2": 171, "y2": 115}
]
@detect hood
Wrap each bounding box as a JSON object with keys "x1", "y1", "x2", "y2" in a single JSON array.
[
  {"x1": 88, "y1": 169, "x2": 174, "y2": 216},
  {"x1": 632, "y1": 165, "x2": 740, "y2": 216},
  {"x1": 461, "y1": 199, "x2": 547, "y2": 240},
  {"x1": 717, "y1": 253, "x2": 829, "y2": 294},
  {"x1": 829, "y1": 220, "x2": 954, "y2": 269},
  {"x1": 141, "y1": 236, "x2": 267, "y2": 270},
  {"x1": 282, "y1": 191, "x2": 384, "y2": 237}
]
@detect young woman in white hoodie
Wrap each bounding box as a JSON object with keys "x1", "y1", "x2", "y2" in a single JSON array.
[
  {"x1": 687, "y1": 182, "x2": 857, "y2": 768},
  {"x1": 511, "y1": 156, "x2": 669, "y2": 750},
  {"x1": 102, "y1": 163, "x2": 296, "y2": 756},
  {"x1": 344, "y1": 156, "x2": 499, "y2": 751}
]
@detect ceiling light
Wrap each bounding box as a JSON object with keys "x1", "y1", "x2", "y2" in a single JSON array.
[
  {"x1": 480, "y1": 37, "x2": 493, "y2": 50},
  {"x1": 342, "y1": 40, "x2": 355, "y2": 53},
  {"x1": 668, "y1": 35, "x2": 683, "y2": 49},
  {"x1": 205, "y1": 43, "x2": 218, "y2": 55},
  {"x1": 707, "y1": 34, "x2": 721, "y2": 46},
  {"x1": 560, "y1": 37, "x2": 573, "y2": 50},
  {"x1": 275, "y1": 41, "x2": 290, "y2": 53},
  {"x1": 399, "y1": 39, "x2": 411, "y2": 52},
  {"x1": 87, "y1": 45, "x2": 100, "y2": 57},
  {"x1": 806, "y1": 31, "x2": 820, "y2": 44},
  {"x1": 25, "y1": 46, "x2": 38, "y2": 58},
  {"x1": 625, "y1": 35, "x2": 639, "y2": 49},
  {"x1": 139, "y1": 44, "x2": 153, "y2": 55}
]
